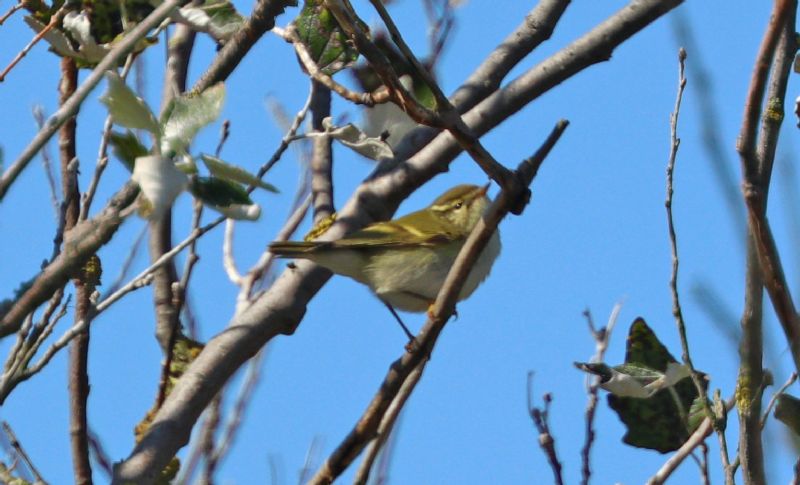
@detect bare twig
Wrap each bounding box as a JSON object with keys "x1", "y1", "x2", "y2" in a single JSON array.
[
  {"x1": 761, "y1": 372, "x2": 797, "y2": 428},
  {"x1": 206, "y1": 350, "x2": 266, "y2": 473},
  {"x1": 0, "y1": 0, "x2": 187, "y2": 201},
  {"x1": 255, "y1": 84, "x2": 314, "y2": 182},
  {"x1": 88, "y1": 430, "x2": 113, "y2": 480},
  {"x1": 341, "y1": 0, "x2": 516, "y2": 190},
  {"x1": 527, "y1": 374, "x2": 563, "y2": 485},
  {"x1": 223, "y1": 220, "x2": 242, "y2": 285},
  {"x1": 0, "y1": 3, "x2": 70, "y2": 82},
  {"x1": 298, "y1": 437, "x2": 323, "y2": 485},
  {"x1": 0, "y1": 2, "x2": 24, "y2": 25},
  {"x1": 198, "y1": 395, "x2": 223, "y2": 482},
  {"x1": 215, "y1": 120, "x2": 231, "y2": 158},
  {"x1": 665, "y1": 48, "x2": 732, "y2": 479},
  {"x1": 31, "y1": 106, "x2": 60, "y2": 218},
  {"x1": 580, "y1": 304, "x2": 622, "y2": 485}
]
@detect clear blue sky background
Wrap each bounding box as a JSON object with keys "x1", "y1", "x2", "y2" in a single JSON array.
[{"x1": 1, "y1": 0, "x2": 797, "y2": 483}]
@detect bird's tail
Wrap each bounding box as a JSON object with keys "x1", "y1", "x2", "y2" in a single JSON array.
[{"x1": 268, "y1": 241, "x2": 324, "y2": 257}]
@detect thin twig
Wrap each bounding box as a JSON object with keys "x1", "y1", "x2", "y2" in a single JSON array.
[
  {"x1": 31, "y1": 106, "x2": 60, "y2": 219},
  {"x1": 254, "y1": 83, "x2": 314, "y2": 183},
  {"x1": 665, "y1": 48, "x2": 732, "y2": 479},
  {"x1": 0, "y1": 2, "x2": 24, "y2": 25},
  {"x1": 580, "y1": 303, "x2": 622, "y2": 485},
  {"x1": 761, "y1": 372, "x2": 797, "y2": 428},
  {"x1": 0, "y1": 3, "x2": 70, "y2": 82},
  {"x1": 207, "y1": 350, "x2": 266, "y2": 470},
  {"x1": 223, "y1": 219, "x2": 242, "y2": 285},
  {"x1": 527, "y1": 373, "x2": 563, "y2": 485},
  {"x1": 215, "y1": 120, "x2": 231, "y2": 158},
  {"x1": 341, "y1": 0, "x2": 516, "y2": 189}
]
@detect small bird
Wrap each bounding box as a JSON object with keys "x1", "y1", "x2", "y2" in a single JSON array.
[{"x1": 269, "y1": 184, "x2": 501, "y2": 338}]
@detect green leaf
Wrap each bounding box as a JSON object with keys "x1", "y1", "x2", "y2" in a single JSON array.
[
  {"x1": 161, "y1": 83, "x2": 226, "y2": 154},
  {"x1": 108, "y1": 130, "x2": 148, "y2": 171},
  {"x1": 100, "y1": 72, "x2": 160, "y2": 134},
  {"x1": 601, "y1": 318, "x2": 707, "y2": 453},
  {"x1": 200, "y1": 154, "x2": 278, "y2": 192},
  {"x1": 189, "y1": 176, "x2": 253, "y2": 207},
  {"x1": 293, "y1": 0, "x2": 363, "y2": 75},
  {"x1": 776, "y1": 394, "x2": 800, "y2": 436}
]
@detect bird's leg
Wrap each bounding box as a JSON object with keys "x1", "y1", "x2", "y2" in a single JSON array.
[{"x1": 382, "y1": 301, "x2": 418, "y2": 349}]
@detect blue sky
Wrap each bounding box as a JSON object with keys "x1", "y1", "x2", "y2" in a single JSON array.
[{"x1": 1, "y1": 0, "x2": 797, "y2": 483}]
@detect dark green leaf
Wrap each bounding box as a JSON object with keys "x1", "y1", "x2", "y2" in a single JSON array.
[
  {"x1": 293, "y1": 0, "x2": 363, "y2": 75},
  {"x1": 108, "y1": 130, "x2": 148, "y2": 171},
  {"x1": 189, "y1": 176, "x2": 253, "y2": 207},
  {"x1": 606, "y1": 318, "x2": 708, "y2": 453}
]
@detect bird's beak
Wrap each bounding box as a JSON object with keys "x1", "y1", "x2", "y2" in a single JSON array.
[{"x1": 478, "y1": 183, "x2": 490, "y2": 196}]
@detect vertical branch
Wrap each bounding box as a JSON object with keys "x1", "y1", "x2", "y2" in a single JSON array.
[
  {"x1": 527, "y1": 374, "x2": 564, "y2": 485},
  {"x1": 150, "y1": 22, "x2": 197, "y2": 354},
  {"x1": 737, "y1": 2, "x2": 798, "y2": 482},
  {"x1": 665, "y1": 48, "x2": 733, "y2": 482},
  {"x1": 580, "y1": 305, "x2": 621, "y2": 485},
  {"x1": 60, "y1": 56, "x2": 93, "y2": 485},
  {"x1": 309, "y1": 80, "x2": 334, "y2": 224}
]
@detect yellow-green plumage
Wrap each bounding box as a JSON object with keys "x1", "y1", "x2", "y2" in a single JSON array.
[{"x1": 269, "y1": 184, "x2": 501, "y2": 312}]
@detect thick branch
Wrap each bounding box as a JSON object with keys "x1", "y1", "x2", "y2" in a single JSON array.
[
  {"x1": 192, "y1": 0, "x2": 295, "y2": 93},
  {"x1": 0, "y1": 184, "x2": 138, "y2": 337}
]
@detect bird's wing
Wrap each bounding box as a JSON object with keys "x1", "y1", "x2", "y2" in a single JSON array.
[{"x1": 331, "y1": 209, "x2": 465, "y2": 249}]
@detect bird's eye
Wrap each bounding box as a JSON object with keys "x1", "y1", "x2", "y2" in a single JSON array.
[{"x1": 454, "y1": 202, "x2": 463, "y2": 209}]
